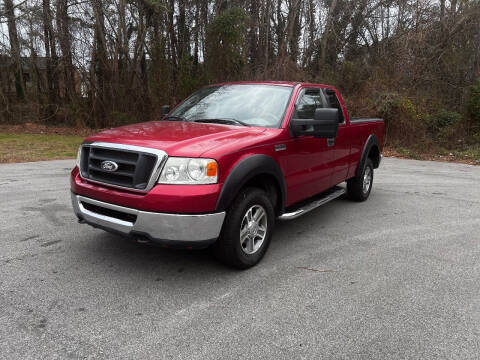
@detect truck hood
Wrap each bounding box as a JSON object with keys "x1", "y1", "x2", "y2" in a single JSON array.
[{"x1": 85, "y1": 120, "x2": 268, "y2": 157}]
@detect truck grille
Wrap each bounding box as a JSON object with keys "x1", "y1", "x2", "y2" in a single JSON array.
[{"x1": 79, "y1": 143, "x2": 167, "y2": 192}]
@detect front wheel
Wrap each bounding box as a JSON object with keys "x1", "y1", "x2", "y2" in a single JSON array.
[
  {"x1": 214, "y1": 187, "x2": 275, "y2": 269},
  {"x1": 347, "y1": 158, "x2": 374, "y2": 202}
]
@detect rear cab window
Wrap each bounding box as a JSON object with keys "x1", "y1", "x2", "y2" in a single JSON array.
[
  {"x1": 293, "y1": 87, "x2": 328, "y2": 119},
  {"x1": 323, "y1": 88, "x2": 345, "y2": 124}
]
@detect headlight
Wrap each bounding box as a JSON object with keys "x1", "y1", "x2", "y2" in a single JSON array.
[
  {"x1": 76, "y1": 146, "x2": 82, "y2": 168},
  {"x1": 158, "y1": 157, "x2": 218, "y2": 184}
]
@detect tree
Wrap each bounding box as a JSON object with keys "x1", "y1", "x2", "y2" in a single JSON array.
[
  {"x1": 56, "y1": 0, "x2": 76, "y2": 101},
  {"x1": 206, "y1": 7, "x2": 248, "y2": 82},
  {"x1": 4, "y1": 0, "x2": 25, "y2": 99},
  {"x1": 0, "y1": 0, "x2": 479, "y2": 148},
  {"x1": 91, "y1": 0, "x2": 108, "y2": 127}
]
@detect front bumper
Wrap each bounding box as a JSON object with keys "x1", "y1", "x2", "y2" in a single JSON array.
[{"x1": 71, "y1": 193, "x2": 226, "y2": 248}]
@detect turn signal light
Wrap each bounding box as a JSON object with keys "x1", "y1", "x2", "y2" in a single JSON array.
[{"x1": 207, "y1": 161, "x2": 218, "y2": 177}]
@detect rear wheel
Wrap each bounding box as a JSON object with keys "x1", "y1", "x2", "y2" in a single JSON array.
[
  {"x1": 214, "y1": 187, "x2": 275, "y2": 269},
  {"x1": 347, "y1": 158, "x2": 374, "y2": 202}
]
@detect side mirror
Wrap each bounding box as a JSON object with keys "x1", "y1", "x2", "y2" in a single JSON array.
[
  {"x1": 291, "y1": 108, "x2": 339, "y2": 138},
  {"x1": 161, "y1": 105, "x2": 171, "y2": 116}
]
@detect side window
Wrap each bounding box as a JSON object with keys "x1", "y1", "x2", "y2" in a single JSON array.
[
  {"x1": 293, "y1": 88, "x2": 325, "y2": 119},
  {"x1": 324, "y1": 88, "x2": 345, "y2": 124}
]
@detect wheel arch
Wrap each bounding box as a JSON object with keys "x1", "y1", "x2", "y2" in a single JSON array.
[
  {"x1": 356, "y1": 134, "x2": 381, "y2": 178},
  {"x1": 216, "y1": 154, "x2": 286, "y2": 215}
]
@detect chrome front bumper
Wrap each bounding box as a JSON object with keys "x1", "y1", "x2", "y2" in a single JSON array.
[{"x1": 71, "y1": 193, "x2": 225, "y2": 247}]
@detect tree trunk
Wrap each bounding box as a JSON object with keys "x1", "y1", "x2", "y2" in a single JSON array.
[
  {"x1": 116, "y1": 0, "x2": 128, "y2": 108},
  {"x1": 302, "y1": 0, "x2": 315, "y2": 67},
  {"x1": 194, "y1": 0, "x2": 200, "y2": 65},
  {"x1": 248, "y1": 0, "x2": 259, "y2": 71},
  {"x1": 264, "y1": 0, "x2": 270, "y2": 76},
  {"x1": 450, "y1": 0, "x2": 457, "y2": 15},
  {"x1": 28, "y1": 16, "x2": 43, "y2": 120},
  {"x1": 168, "y1": 0, "x2": 178, "y2": 81},
  {"x1": 42, "y1": 0, "x2": 59, "y2": 120},
  {"x1": 320, "y1": 0, "x2": 338, "y2": 69},
  {"x1": 200, "y1": 0, "x2": 208, "y2": 63},
  {"x1": 56, "y1": 0, "x2": 76, "y2": 101},
  {"x1": 178, "y1": 0, "x2": 189, "y2": 59},
  {"x1": 91, "y1": 0, "x2": 108, "y2": 128},
  {"x1": 276, "y1": 0, "x2": 284, "y2": 58},
  {"x1": 4, "y1": 0, "x2": 25, "y2": 100},
  {"x1": 286, "y1": 0, "x2": 302, "y2": 64}
]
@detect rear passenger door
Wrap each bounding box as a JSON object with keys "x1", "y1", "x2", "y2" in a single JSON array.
[
  {"x1": 323, "y1": 88, "x2": 351, "y2": 186},
  {"x1": 284, "y1": 87, "x2": 335, "y2": 204}
]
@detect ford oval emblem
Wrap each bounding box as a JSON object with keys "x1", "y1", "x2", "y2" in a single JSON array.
[{"x1": 101, "y1": 160, "x2": 119, "y2": 172}]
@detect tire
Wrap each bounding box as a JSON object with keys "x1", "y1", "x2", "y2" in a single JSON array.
[
  {"x1": 214, "y1": 187, "x2": 275, "y2": 269},
  {"x1": 347, "y1": 158, "x2": 374, "y2": 202}
]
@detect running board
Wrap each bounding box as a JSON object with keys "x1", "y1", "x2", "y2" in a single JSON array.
[{"x1": 278, "y1": 186, "x2": 346, "y2": 221}]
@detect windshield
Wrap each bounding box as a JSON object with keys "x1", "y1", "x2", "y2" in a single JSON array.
[{"x1": 168, "y1": 84, "x2": 293, "y2": 128}]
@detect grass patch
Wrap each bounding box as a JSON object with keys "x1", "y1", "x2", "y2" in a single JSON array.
[
  {"x1": 0, "y1": 133, "x2": 84, "y2": 163},
  {"x1": 450, "y1": 147, "x2": 480, "y2": 163},
  {"x1": 385, "y1": 145, "x2": 480, "y2": 165},
  {"x1": 394, "y1": 147, "x2": 423, "y2": 160},
  {"x1": 1, "y1": 129, "x2": 479, "y2": 166}
]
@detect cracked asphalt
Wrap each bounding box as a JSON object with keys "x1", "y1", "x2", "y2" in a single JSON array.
[{"x1": 1, "y1": 158, "x2": 479, "y2": 359}]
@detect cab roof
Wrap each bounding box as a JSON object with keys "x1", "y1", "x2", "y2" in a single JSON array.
[{"x1": 208, "y1": 81, "x2": 335, "y2": 89}]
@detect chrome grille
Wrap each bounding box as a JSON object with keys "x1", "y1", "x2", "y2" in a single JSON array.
[{"x1": 79, "y1": 142, "x2": 167, "y2": 192}]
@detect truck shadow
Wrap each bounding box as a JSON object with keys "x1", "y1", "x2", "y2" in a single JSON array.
[
  {"x1": 75, "y1": 195, "x2": 370, "y2": 281},
  {"x1": 79, "y1": 231, "x2": 228, "y2": 277}
]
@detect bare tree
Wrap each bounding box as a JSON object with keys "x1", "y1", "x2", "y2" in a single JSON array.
[
  {"x1": 4, "y1": 0, "x2": 25, "y2": 99},
  {"x1": 42, "y1": 0, "x2": 59, "y2": 119},
  {"x1": 0, "y1": 0, "x2": 479, "y2": 139},
  {"x1": 56, "y1": 0, "x2": 76, "y2": 101}
]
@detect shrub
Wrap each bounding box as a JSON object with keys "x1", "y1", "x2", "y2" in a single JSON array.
[
  {"x1": 426, "y1": 110, "x2": 462, "y2": 133},
  {"x1": 374, "y1": 93, "x2": 427, "y2": 147},
  {"x1": 374, "y1": 92, "x2": 400, "y2": 119},
  {"x1": 467, "y1": 79, "x2": 480, "y2": 125},
  {"x1": 425, "y1": 110, "x2": 462, "y2": 146}
]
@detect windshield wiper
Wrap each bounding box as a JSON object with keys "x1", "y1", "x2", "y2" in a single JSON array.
[
  {"x1": 193, "y1": 118, "x2": 249, "y2": 127},
  {"x1": 163, "y1": 115, "x2": 186, "y2": 121}
]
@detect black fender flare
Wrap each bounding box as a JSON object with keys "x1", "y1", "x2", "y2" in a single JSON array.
[
  {"x1": 356, "y1": 134, "x2": 380, "y2": 178},
  {"x1": 215, "y1": 154, "x2": 286, "y2": 213}
]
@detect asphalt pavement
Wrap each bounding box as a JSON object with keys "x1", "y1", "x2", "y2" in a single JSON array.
[{"x1": 1, "y1": 157, "x2": 479, "y2": 359}]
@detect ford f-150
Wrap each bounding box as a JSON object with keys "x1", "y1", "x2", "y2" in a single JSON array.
[{"x1": 71, "y1": 81, "x2": 384, "y2": 268}]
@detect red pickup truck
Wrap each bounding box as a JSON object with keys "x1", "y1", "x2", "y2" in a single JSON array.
[{"x1": 71, "y1": 81, "x2": 384, "y2": 268}]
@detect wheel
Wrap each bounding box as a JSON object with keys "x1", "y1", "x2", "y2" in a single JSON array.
[
  {"x1": 347, "y1": 158, "x2": 374, "y2": 202},
  {"x1": 214, "y1": 187, "x2": 275, "y2": 269}
]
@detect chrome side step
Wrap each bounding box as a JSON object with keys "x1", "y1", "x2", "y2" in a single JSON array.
[{"x1": 278, "y1": 186, "x2": 346, "y2": 221}]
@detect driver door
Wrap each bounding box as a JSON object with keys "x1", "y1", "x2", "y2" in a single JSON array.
[{"x1": 283, "y1": 87, "x2": 336, "y2": 205}]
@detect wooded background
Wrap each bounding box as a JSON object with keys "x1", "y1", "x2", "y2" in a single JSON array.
[{"x1": 1, "y1": 0, "x2": 480, "y2": 150}]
